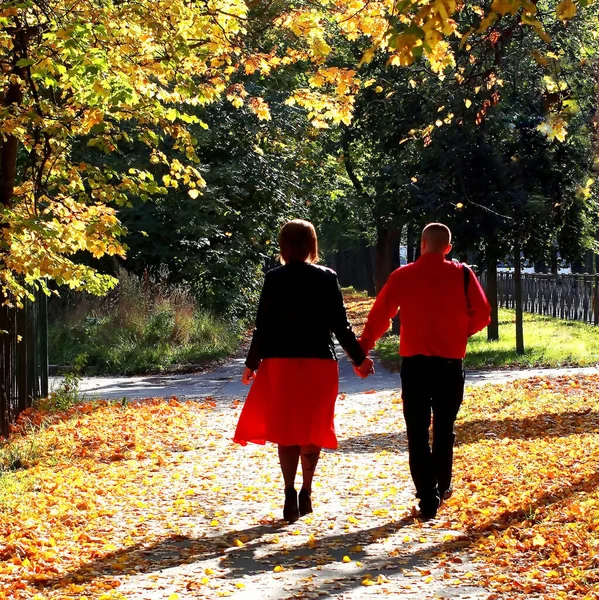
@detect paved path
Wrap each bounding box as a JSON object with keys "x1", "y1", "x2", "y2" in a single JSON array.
[
  {"x1": 47, "y1": 353, "x2": 599, "y2": 598},
  {"x1": 58, "y1": 349, "x2": 599, "y2": 401}
]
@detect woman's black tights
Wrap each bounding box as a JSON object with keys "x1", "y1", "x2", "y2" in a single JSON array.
[{"x1": 278, "y1": 444, "x2": 321, "y2": 492}]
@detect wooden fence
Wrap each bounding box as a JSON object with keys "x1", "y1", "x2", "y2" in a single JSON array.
[
  {"x1": 480, "y1": 272, "x2": 599, "y2": 325},
  {"x1": 0, "y1": 289, "x2": 48, "y2": 437}
]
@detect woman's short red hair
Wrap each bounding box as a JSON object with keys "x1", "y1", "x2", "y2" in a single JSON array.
[{"x1": 278, "y1": 219, "x2": 319, "y2": 264}]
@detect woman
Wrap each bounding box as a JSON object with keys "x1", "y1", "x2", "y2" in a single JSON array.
[{"x1": 233, "y1": 219, "x2": 374, "y2": 523}]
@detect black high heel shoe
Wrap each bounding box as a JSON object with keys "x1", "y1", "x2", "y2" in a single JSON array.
[
  {"x1": 298, "y1": 488, "x2": 312, "y2": 516},
  {"x1": 283, "y1": 487, "x2": 299, "y2": 523}
]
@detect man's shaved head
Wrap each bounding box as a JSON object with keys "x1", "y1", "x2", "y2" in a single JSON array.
[{"x1": 421, "y1": 223, "x2": 452, "y2": 254}]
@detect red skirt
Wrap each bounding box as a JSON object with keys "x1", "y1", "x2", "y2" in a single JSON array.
[{"x1": 233, "y1": 358, "x2": 339, "y2": 449}]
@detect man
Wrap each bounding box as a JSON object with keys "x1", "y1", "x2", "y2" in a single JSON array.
[{"x1": 359, "y1": 223, "x2": 490, "y2": 519}]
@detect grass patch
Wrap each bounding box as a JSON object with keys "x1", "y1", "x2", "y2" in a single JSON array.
[
  {"x1": 0, "y1": 471, "x2": 37, "y2": 509},
  {"x1": 49, "y1": 269, "x2": 241, "y2": 375},
  {"x1": 373, "y1": 308, "x2": 599, "y2": 371}
]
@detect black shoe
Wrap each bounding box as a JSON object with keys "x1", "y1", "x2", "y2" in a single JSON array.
[
  {"x1": 298, "y1": 488, "x2": 312, "y2": 516},
  {"x1": 418, "y1": 495, "x2": 439, "y2": 520},
  {"x1": 442, "y1": 486, "x2": 453, "y2": 500},
  {"x1": 283, "y1": 487, "x2": 299, "y2": 523},
  {"x1": 438, "y1": 486, "x2": 453, "y2": 508},
  {"x1": 418, "y1": 507, "x2": 437, "y2": 520}
]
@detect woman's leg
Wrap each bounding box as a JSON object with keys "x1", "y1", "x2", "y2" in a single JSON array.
[
  {"x1": 300, "y1": 444, "x2": 321, "y2": 492},
  {"x1": 278, "y1": 445, "x2": 301, "y2": 522},
  {"x1": 278, "y1": 445, "x2": 301, "y2": 488}
]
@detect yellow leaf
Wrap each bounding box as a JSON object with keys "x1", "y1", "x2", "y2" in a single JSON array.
[
  {"x1": 464, "y1": 98, "x2": 472, "y2": 108},
  {"x1": 556, "y1": 0, "x2": 577, "y2": 19},
  {"x1": 532, "y1": 534, "x2": 546, "y2": 547},
  {"x1": 476, "y1": 12, "x2": 498, "y2": 34},
  {"x1": 531, "y1": 51, "x2": 549, "y2": 67},
  {"x1": 274, "y1": 565, "x2": 284, "y2": 572},
  {"x1": 342, "y1": 555, "x2": 351, "y2": 563},
  {"x1": 491, "y1": 0, "x2": 520, "y2": 15},
  {"x1": 359, "y1": 47, "x2": 376, "y2": 67}
]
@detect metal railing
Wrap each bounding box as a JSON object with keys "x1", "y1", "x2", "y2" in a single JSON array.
[
  {"x1": 0, "y1": 288, "x2": 48, "y2": 437},
  {"x1": 480, "y1": 272, "x2": 599, "y2": 325}
]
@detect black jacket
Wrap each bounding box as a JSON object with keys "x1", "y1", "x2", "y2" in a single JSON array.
[{"x1": 245, "y1": 262, "x2": 366, "y2": 371}]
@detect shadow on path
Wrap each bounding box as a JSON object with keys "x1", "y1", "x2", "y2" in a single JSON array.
[
  {"x1": 31, "y1": 469, "x2": 599, "y2": 596},
  {"x1": 339, "y1": 408, "x2": 598, "y2": 455}
]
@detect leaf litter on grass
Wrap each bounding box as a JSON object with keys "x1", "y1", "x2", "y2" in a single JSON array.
[{"x1": 0, "y1": 375, "x2": 597, "y2": 599}]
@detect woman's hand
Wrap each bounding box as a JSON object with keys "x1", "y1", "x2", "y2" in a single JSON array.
[
  {"x1": 354, "y1": 356, "x2": 375, "y2": 379},
  {"x1": 241, "y1": 367, "x2": 256, "y2": 385}
]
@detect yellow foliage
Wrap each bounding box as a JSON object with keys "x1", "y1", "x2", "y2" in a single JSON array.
[
  {"x1": 537, "y1": 114, "x2": 569, "y2": 142},
  {"x1": 490, "y1": 0, "x2": 521, "y2": 15},
  {"x1": 556, "y1": 0, "x2": 578, "y2": 19}
]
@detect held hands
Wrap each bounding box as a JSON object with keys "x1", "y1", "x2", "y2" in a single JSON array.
[
  {"x1": 241, "y1": 367, "x2": 256, "y2": 385},
  {"x1": 243, "y1": 359, "x2": 374, "y2": 383},
  {"x1": 354, "y1": 356, "x2": 375, "y2": 379}
]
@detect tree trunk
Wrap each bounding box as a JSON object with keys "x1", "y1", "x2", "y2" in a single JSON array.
[
  {"x1": 487, "y1": 257, "x2": 499, "y2": 341},
  {"x1": 0, "y1": 79, "x2": 22, "y2": 209},
  {"x1": 359, "y1": 238, "x2": 376, "y2": 297},
  {"x1": 514, "y1": 243, "x2": 524, "y2": 355},
  {"x1": 585, "y1": 249, "x2": 596, "y2": 275},
  {"x1": 550, "y1": 247, "x2": 558, "y2": 276},
  {"x1": 407, "y1": 224, "x2": 416, "y2": 263},
  {"x1": 374, "y1": 226, "x2": 400, "y2": 294},
  {"x1": 571, "y1": 259, "x2": 586, "y2": 274},
  {"x1": 391, "y1": 226, "x2": 402, "y2": 335}
]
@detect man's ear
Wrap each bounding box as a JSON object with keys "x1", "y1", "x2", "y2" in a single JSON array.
[{"x1": 444, "y1": 243, "x2": 453, "y2": 256}]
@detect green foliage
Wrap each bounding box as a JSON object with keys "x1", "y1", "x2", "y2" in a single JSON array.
[
  {"x1": 312, "y1": 0, "x2": 599, "y2": 270},
  {"x1": 107, "y1": 95, "x2": 317, "y2": 317},
  {"x1": 0, "y1": 437, "x2": 40, "y2": 472},
  {"x1": 37, "y1": 370, "x2": 84, "y2": 413},
  {"x1": 377, "y1": 308, "x2": 599, "y2": 370},
  {"x1": 48, "y1": 269, "x2": 241, "y2": 375}
]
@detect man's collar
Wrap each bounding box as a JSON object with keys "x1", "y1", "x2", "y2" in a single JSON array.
[{"x1": 418, "y1": 252, "x2": 446, "y2": 260}]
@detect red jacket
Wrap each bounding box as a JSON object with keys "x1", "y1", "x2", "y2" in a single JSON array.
[{"x1": 360, "y1": 253, "x2": 491, "y2": 359}]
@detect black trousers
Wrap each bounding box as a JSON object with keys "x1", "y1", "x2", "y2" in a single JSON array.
[{"x1": 400, "y1": 355, "x2": 465, "y2": 510}]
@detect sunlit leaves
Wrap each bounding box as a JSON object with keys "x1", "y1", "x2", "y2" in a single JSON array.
[
  {"x1": 556, "y1": 0, "x2": 578, "y2": 19},
  {"x1": 537, "y1": 113, "x2": 569, "y2": 142},
  {"x1": 1, "y1": 0, "x2": 595, "y2": 304},
  {"x1": 2, "y1": 363, "x2": 599, "y2": 598},
  {"x1": 455, "y1": 375, "x2": 599, "y2": 596}
]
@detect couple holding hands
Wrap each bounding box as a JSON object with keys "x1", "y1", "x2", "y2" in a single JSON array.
[{"x1": 234, "y1": 219, "x2": 490, "y2": 523}]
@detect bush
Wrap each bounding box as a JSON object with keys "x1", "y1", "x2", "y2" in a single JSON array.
[{"x1": 49, "y1": 268, "x2": 241, "y2": 375}]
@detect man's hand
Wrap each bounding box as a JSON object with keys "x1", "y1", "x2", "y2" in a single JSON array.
[
  {"x1": 241, "y1": 367, "x2": 256, "y2": 385},
  {"x1": 354, "y1": 356, "x2": 375, "y2": 379}
]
